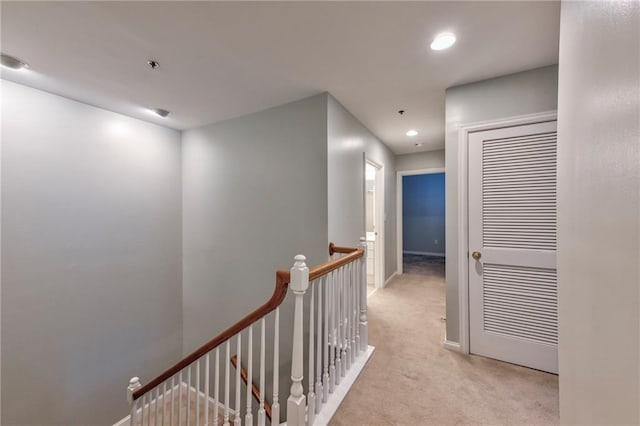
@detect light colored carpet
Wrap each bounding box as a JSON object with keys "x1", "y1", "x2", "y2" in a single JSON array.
[{"x1": 330, "y1": 270, "x2": 559, "y2": 426}]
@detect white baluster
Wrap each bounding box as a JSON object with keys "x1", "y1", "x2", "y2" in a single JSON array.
[
  {"x1": 287, "y1": 255, "x2": 309, "y2": 426},
  {"x1": 341, "y1": 266, "x2": 348, "y2": 377},
  {"x1": 359, "y1": 237, "x2": 369, "y2": 349},
  {"x1": 224, "y1": 341, "x2": 230, "y2": 426},
  {"x1": 205, "y1": 353, "x2": 210, "y2": 426},
  {"x1": 336, "y1": 266, "x2": 343, "y2": 384},
  {"x1": 187, "y1": 365, "x2": 192, "y2": 426},
  {"x1": 246, "y1": 325, "x2": 253, "y2": 425},
  {"x1": 355, "y1": 258, "x2": 361, "y2": 354},
  {"x1": 349, "y1": 262, "x2": 356, "y2": 365},
  {"x1": 316, "y1": 276, "x2": 324, "y2": 412},
  {"x1": 196, "y1": 361, "x2": 201, "y2": 426},
  {"x1": 170, "y1": 375, "x2": 175, "y2": 426},
  {"x1": 163, "y1": 381, "x2": 167, "y2": 426},
  {"x1": 258, "y1": 318, "x2": 266, "y2": 426},
  {"x1": 215, "y1": 348, "x2": 220, "y2": 426},
  {"x1": 141, "y1": 394, "x2": 146, "y2": 426},
  {"x1": 323, "y1": 273, "x2": 330, "y2": 401},
  {"x1": 345, "y1": 265, "x2": 352, "y2": 372},
  {"x1": 308, "y1": 282, "x2": 316, "y2": 426},
  {"x1": 155, "y1": 386, "x2": 160, "y2": 426},
  {"x1": 178, "y1": 371, "x2": 183, "y2": 426},
  {"x1": 329, "y1": 270, "x2": 336, "y2": 393},
  {"x1": 272, "y1": 307, "x2": 280, "y2": 424},
  {"x1": 128, "y1": 377, "x2": 141, "y2": 426},
  {"x1": 235, "y1": 334, "x2": 242, "y2": 426}
]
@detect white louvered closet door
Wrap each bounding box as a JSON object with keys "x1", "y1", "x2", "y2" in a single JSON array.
[{"x1": 468, "y1": 120, "x2": 558, "y2": 374}]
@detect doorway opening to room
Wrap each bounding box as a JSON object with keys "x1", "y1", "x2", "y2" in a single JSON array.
[
  {"x1": 365, "y1": 160, "x2": 384, "y2": 296},
  {"x1": 397, "y1": 168, "x2": 446, "y2": 277}
]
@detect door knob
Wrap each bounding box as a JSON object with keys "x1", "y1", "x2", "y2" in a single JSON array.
[{"x1": 471, "y1": 251, "x2": 482, "y2": 260}]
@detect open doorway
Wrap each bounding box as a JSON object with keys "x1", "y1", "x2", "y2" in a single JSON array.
[
  {"x1": 397, "y1": 168, "x2": 446, "y2": 277},
  {"x1": 365, "y1": 160, "x2": 384, "y2": 295}
]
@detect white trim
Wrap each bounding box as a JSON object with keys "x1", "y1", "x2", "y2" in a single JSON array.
[
  {"x1": 313, "y1": 345, "x2": 376, "y2": 425},
  {"x1": 456, "y1": 110, "x2": 557, "y2": 356},
  {"x1": 396, "y1": 167, "x2": 446, "y2": 275},
  {"x1": 365, "y1": 158, "x2": 385, "y2": 289},
  {"x1": 443, "y1": 340, "x2": 462, "y2": 352},
  {"x1": 403, "y1": 250, "x2": 445, "y2": 257},
  {"x1": 384, "y1": 271, "x2": 398, "y2": 287},
  {"x1": 113, "y1": 381, "x2": 233, "y2": 426}
]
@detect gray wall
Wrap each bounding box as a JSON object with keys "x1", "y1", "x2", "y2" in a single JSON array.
[
  {"x1": 1, "y1": 81, "x2": 183, "y2": 425},
  {"x1": 557, "y1": 1, "x2": 639, "y2": 424},
  {"x1": 396, "y1": 149, "x2": 445, "y2": 171},
  {"x1": 182, "y1": 94, "x2": 328, "y2": 352},
  {"x1": 444, "y1": 65, "x2": 558, "y2": 343},
  {"x1": 327, "y1": 95, "x2": 397, "y2": 279}
]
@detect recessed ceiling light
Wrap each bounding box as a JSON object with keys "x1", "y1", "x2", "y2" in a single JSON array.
[
  {"x1": 150, "y1": 108, "x2": 170, "y2": 118},
  {"x1": 430, "y1": 32, "x2": 456, "y2": 51},
  {"x1": 1, "y1": 53, "x2": 29, "y2": 70},
  {"x1": 406, "y1": 129, "x2": 418, "y2": 137}
]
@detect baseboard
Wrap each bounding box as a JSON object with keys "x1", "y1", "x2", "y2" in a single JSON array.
[
  {"x1": 403, "y1": 250, "x2": 445, "y2": 257},
  {"x1": 113, "y1": 381, "x2": 233, "y2": 426},
  {"x1": 313, "y1": 345, "x2": 376, "y2": 425},
  {"x1": 443, "y1": 340, "x2": 461, "y2": 352},
  {"x1": 383, "y1": 271, "x2": 398, "y2": 287}
]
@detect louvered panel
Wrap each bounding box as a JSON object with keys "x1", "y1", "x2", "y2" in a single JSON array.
[
  {"x1": 482, "y1": 132, "x2": 557, "y2": 250},
  {"x1": 483, "y1": 263, "x2": 557, "y2": 345}
]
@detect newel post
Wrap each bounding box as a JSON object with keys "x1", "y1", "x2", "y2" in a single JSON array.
[
  {"x1": 127, "y1": 377, "x2": 141, "y2": 425},
  {"x1": 359, "y1": 237, "x2": 369, "y2": 350},
  {"x1": 287, "y1": 254, "x2": 309, "y2": 426}
]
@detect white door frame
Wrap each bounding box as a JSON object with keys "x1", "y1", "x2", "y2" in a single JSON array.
[
  {"x1": 365, "y1": 158, "x2": 385, "y2": 289},
  {"x1": 396, "y1": 167, "x2": 446, "y2": 275},
  {"x1": 457, "y1": 110, "x2": 557, "y2": 354}
]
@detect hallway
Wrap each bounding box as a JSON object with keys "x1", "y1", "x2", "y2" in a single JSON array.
[{"x1": 331, "y1": 268, "x2": 559, "y2": 425}]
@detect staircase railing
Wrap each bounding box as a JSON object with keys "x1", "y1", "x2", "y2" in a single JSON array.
[{"x1": 126, "y1": 238, "x2": 369, "y2": 426}]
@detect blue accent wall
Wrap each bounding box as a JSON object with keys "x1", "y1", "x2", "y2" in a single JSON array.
[{"x1": 403, "y1": 173, "x2": 445, "y2": 255}]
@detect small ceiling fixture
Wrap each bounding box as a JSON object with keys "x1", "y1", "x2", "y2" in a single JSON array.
[
  {"x1": 398, "y1": 110, "x2": 405, "y2": 115},
  {"x1": 150, "y1": 108, "x2": 170, "y2": 118},
  {"x1": 430, "y1": 32, "x2": 456, "y2": 51},
  {"x1": 415, "y1": 143, "x2": 423, "y2": 147},
  {"x1": 1, "y1": 53, "x2": 29, "y2": 70},
  {"x1": 147, "y1": 60, "x2": 160, "y2": 70},
  {"x1": 406, "y1": 129, "x2": 418, "y2": 137}
]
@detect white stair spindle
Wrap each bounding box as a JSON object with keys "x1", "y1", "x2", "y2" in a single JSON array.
[
  {"x1": 170, "y1": 376, "x2": 175, "y2": 426},
  {"x1": 235, "y1": 334, "x2": 242, "y2": 426},
  {"x1": 345, "y1": 265, "x2": 352, "y2": 371},
  {"x1": 316, "y1": 276, "x2": 324, "y2": 412},
  {"x1": 245, "y1": 325, "x2": 253, "y2": 425},
  {"x1": 336, "y1": 266, "x2": 342, "y2": 385},
  {"x1": 205, "y1": 353, "x2": 210, "y2": 426},
  {"x1": 187, "y1": 365, "x2": 192, "y2": 426},
  {"x1": 359, "y1": 237, "x2": 369, "y2": 349},
  {"x1": 155, "y1": 386, "x2": 160, "y2": 426},
  {"x1": 141, "y1": 394, "x2": 145, "y2": 426},
  {"x1": 329, "y1": 270, "x2": 336, "y2": 393},
  {"x1": 308, "y1": 281, "x2": 316, "y2": 426},
  {"x1": 258, "y1": 318, "x2": 266, "y2": 426},
  {"x1": 215, "y1": 348, "x2": 220, "y2": 426},
  {"x1": 349, "y1": 262, "x2": 356, "y2": 365},
  {"x1": 162, "y1": 382, "x2": 167, "y2": 426},
  {"x1": 355, "y1": 258, "x2": 361, "y2": 354},
  {"x1": 196, "y1": 360, "x2": 201, "y2": 426},
  {"x1": 323, "y1": 273, "x2": 330, "y2": 401},
  {"x1": 272, "y1": 307, "x2": 281, "y2": 424},
  {"x1": 224, "y1": 341, "x2": 230, "y2": 426},
  {"x1": 178, "y1": 371, "x2": 183, "y2": 426},
  {"x1": 341, "y1": 266, "x2": 348, "y2": 377},
  {"x1": 287, "y1": 255, "x2": 309, "y2": 426}
]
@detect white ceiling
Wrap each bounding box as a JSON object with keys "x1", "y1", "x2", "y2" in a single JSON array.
[{"x1": 1, "y1": 1, "x2": 559, "y2": 154}]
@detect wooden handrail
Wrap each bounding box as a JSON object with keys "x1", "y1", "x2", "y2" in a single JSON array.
[
  {"x1": 230, "y1": 355, "x2": 272, "y2": 421},
  {"x1": 133, "y1": 242, "x2": 362, "y2": 401},
  {"x1": 133, "y1": 271, "x2": 291, "y2": 400},
  {"x1": 328, "y1": 242, "x2": 359, "y2": 256}
]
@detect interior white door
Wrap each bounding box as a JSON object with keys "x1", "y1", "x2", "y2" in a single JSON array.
[{"x1": 468, "y1": 120, "x2": 558, "y2": 374}]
